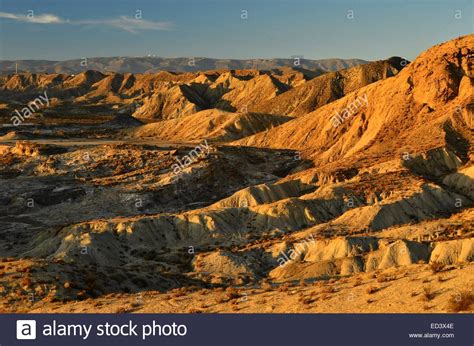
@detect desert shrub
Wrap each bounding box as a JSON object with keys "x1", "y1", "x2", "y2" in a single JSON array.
[
  {"x1": 187, "y1": 308, "x2": 203, "y2": 313},
  {"x1": 447, "y1": 291, "x2": 473, "y2": 312},
  {"x1": 421, "y1": 286, "x2": 435, "y2": 301},
  {"x1": 366, "y1": 285, "x2": 378, "y2": 294},
  {"x1": 225, "y1": 287, "x2": 240, "y2": 300},
  {"x1": 301, "y1": 297, "x2": 316, "y2": 305},
  {"x1": 430, "y1": 261, "x2": 445, "y2": 274},
  {"x1": 377, "y1": 274, "x2": 396, "y2": 283},
  {"x1": 130, "y1": 301, "x2": 142, "y2": 308},
  {"x1": 115, "y1": 306, "x2": 131, "y2": 313},
  {"x1": 320, "y1": 285, "x2": 336, "y2": 294},
  {"x1": 299, "y1": 291, "x2": 317, "y2": 304}
]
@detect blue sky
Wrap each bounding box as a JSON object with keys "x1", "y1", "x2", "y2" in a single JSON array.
[{"x1": 0, "y1": 0, "x2": 472, "y2": 61}]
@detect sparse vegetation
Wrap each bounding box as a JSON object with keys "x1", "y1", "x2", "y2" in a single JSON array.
[
  {"x1": 447, "y1": 291, "x2": 473, "y2": 312},
  {"x1": 377, "y1": 274, "x2": 396, "y2": 283},
  {"x1": 430, "y1": 262, "x2": 445, "y2": 274},
  {"x1": 320, "y1": 285, "x2": 336, "y2": 294},
  {"x1": 421, "y1": 286, "x2": 436, "y2": 301},
  {"x1": 115, "y1": 306, "x2": 132, "y2": 314},
  {"x1": 225, "y1": 287, "x2": 240, "y2": 300},
  {"x1": 299, "y1": 295, "x2": 316, "y2": 305},
  {"x1": 366, "y1": 286, "x2": 378, "y2": 295}
]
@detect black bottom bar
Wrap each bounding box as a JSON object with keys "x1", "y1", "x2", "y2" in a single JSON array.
[{"x1": 2, "y1": 313, "x2": 473, "y2": 346}]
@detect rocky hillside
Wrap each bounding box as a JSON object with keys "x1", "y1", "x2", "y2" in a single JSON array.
[
  {"x1": 252, "y1": 57, "x2": 406, "y2": 116},
  {"x1": 236, "y1": 35, "x2": 473, "y2": 166}
]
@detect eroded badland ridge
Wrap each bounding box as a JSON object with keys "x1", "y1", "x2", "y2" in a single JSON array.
[{"x1": 0, "y1": 35, "x2": 472, "y2": 313}]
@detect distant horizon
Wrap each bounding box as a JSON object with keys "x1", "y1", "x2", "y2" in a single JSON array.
[
  {"x1": 0, "y1": 0, "x2": 471, "y2": 61},
  {"x1": 0, "y1": 55, "x2": 371, "y2": 62}
]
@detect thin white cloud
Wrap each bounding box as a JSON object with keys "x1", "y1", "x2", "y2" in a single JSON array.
[
  {"x1": 0, "y1": 11, "x2": 172, "y2": 32},
  {"x1": 0, "y1": 11, "x2": 65, "y2": 24},
  {"x1": 76, "y1": 16, "x2": 172, "y2": 33}
]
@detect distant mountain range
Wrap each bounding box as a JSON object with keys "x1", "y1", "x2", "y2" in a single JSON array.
[
  {"x1": 0, "y1": 57, "x2": 368, "y2": 74},
  {"x1": 0, "y1": 58, "x2": 404, "y2": 123}
]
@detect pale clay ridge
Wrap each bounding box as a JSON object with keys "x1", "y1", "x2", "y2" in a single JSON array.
[
  {"x1": 209, "y1": 180, "x2": 313, "y2": 208},
  {"x1": 127, "y1": 109, "x2": 292, "y2": 142},
  {"x1": 26, "y1": 177, "x2": 471, "y2": 267},
  {"x1": 442, "y1": 166, "x2": 474, "y2": 199},
  {"x1": 269, "y1": 238, "x2": 473, "y2": 282},
  {"x1": 192, "y1": 250, "x2": 260, "y2": 283}
]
